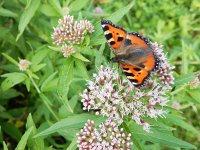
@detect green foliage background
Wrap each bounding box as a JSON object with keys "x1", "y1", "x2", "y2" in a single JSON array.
[{"x1": 0, "y1": 0, "x2": 200, "y2": 149}]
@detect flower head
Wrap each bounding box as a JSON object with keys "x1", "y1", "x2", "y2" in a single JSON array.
[
  {"x1": 77, "y1": 120, "x2": 133, "y2": 150},
  {"x1": 151, "y1": 42, "x2": 175, "y2": 86},
  {"x1": 80, "y1": 42, "x2": 174, "y2": 132},
  {"x1": 18, "y1": 59, "x2": 31, "y2": 71},
  {"x1": 52, "y1": 15, "x2": 94, "y2": 45},
  {"x1": 188, "y1": 73, "x2": 200, "y2": 89},
  {"x1": 61, "y1": 44, "x2": 74, "y2": 58}
]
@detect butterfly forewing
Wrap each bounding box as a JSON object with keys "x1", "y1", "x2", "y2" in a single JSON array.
[{"x1": 101, "y1": 19, "x2": 126, "y2": 52}]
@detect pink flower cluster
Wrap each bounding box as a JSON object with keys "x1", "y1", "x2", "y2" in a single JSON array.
[
  {"x1": 51, "y1": 15, "x2": 94, "y2": 57},
  {"x1": 18, "y1": 59, "x2": 31, "y2": 71},
  {"x1": 77, "y1": 120, "x2": 132, "y2": 150},
  {"x1": 151, "y1": 42, "x2": 175, "y2": 86},
  {"x1": 52, "y1": 15, "x2": 94, "y2": 45}
]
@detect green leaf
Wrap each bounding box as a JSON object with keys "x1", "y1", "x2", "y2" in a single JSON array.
[
  {"x1": 2, "y1": 53, "x2": 18, "y2": 66},
  {"x1": 25, "y1": 78, "x2": 31, "y2": 92},
  {"x1": 3, "y1": 141, "x2": 8, "y2": 150},
  {"x1": 0, "y1": 7, "x2": 17, "y2": 17},
  {"x1": 0, "y1": 126, "x2": 3, "y2": 143},
  {"x1": 40, "y1": 93, "x2": 59, "y2": 121},
  {"x1": 1, "y1": 73, "x2": 27, "y2": 91},
  {"x1": 75, "y1": 59, "x2": 89, "y2": 79},
  {"x1": 15, "y1": 127, "x2": 33, "y2": 150},
  {"x1": 32, "y1": 63, "x2": 46, "y2": 72},
  {"x1": 122, "y1": 122, "x2": 142, "y2": 150},
  {"x1": 0, "y1": 27, "x2": 18, "y2": 46},
  {"x1": 69, "y1": 0, "x2": 90, "y2": 11},
  {"x1": 187, "y1": 88, "x2": 200, "y2": 104},
  {"x1": 73, "y1": 53, "x2": 90, "y2": 62},
  {"x1": 16, "y1": 0, "x2": 41, "y2": 41},
  {"x1": 2, "y1": 123, "x2": 22, "y2": 142},
  {"x1": 48, "y1": 0, "x2": 63, "y2": 16},
  {"x1": 58, "y1": 57, "x2": 74, "y2": 98},
  {"x1": 31, "y1": 47, "x2": 49, "y2": 66},
  {"x1": 175, "y1": 73, "x2": 195, "y2": 86},
  {"x1": 66, "y1": 136, "x2": 78, "y2": 150},
  {"x1": 167, "y1": 114, "x2": 199, "y2": 133},
  {"x1": 39, "y1": 4, "x2": 60, "y2": 16},
  {"x1": 129, "y1": 122, "x2": 196, "y2": 149},
  {"x1": 92, "y1": 1, "x2": 135, "y2": 39},
  {"x1": 26, "y1": 114, "x2": 44, "y2": 150},
  {"x1": 107, "y1": 1, "x2": 135, "y2": 23},
  {"x1": 35, "y1": 114, "x2": 105, "y2": 137},
  {"x1": 48, "y1": 46, "x2": 60, "y2": 52},
  {"x1": 41, "y1": 71, "x2": 58, "y2": 92}
]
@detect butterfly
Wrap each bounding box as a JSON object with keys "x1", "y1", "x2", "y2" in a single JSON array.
[{"x1": 101, "y1": 19, "x2": 159, "y2": 87}]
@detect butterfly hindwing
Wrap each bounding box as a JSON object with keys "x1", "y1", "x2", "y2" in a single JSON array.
[
  {"x1": 101, "y1": 19, "x2": 126, "y2": 51},
  {"x1": 126, "y1": 33, "x2": 158, "y2": 71},
  {"x1": 122, "y1": 64, "x2": 149, "y2": 86}
]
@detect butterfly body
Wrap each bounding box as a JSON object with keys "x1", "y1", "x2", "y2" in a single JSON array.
[{"x1": 101, "y1": 19, "x2": 159, "y2": 87}]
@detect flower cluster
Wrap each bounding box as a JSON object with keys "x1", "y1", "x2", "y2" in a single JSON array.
[
  {"x1": 80, "y1": 42, "x2": 174, "y2": 132},
  {"x1": 61, "y1": 44, "x2": 74, "y2": 58},
  {"x1": 18, "y1": 59, "x2": 31, "y2": 71},
  {"x1": 52, "y1": 15, "x2": 94, "y2": 57},
  {"x1": 77, "y1": 120, "x2": 132, "y2": 150},
  {"x1": 188, "y1": 73, "x2": 200, "y2": 89},
  {"x1": 52, "y1": 15, "x2": 94, "y2": 45},
  {"x1": 151, "y1": 42, "x2": 175, "y2": 86}
]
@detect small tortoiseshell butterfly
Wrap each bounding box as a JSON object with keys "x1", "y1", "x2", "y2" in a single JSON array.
[{"x1": 101, "y1": 19, "x2": 159, "y2": 87}]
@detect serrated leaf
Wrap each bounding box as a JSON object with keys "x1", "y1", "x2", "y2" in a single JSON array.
[
  {"x1": 16, "y1": 0, "x2": 41, "y2": 41},
  {"x1": 35, "y1": 114, "x2": 105, "y2": 137},
  {"x1": 15, "y1": 127, "x2": 33, "y2": 150},
  {"x1": 69, "y1": 0, "x2": 89, "y2": 11},
  {"x1": 0, "y1": 7, "x2": 17, "y2": 17}
]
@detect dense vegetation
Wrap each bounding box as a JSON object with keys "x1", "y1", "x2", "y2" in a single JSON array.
[{"x1": 0, "y1": 0, "x2": 199, "y2": 149}]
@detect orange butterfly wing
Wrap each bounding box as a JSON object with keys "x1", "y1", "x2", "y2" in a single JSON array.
[
  {"x1": 127, "y1": 33, "x2": 158, "y2": 71},
  {"x1": 122, "y1": 64, "x2": 149, "y2": 86},
  {"x1": 101, "y1": 19, "x2": 159, "y2": 87},
  {"x1": 101, "y1": 19, "x2": 126, "y2": 51}
]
